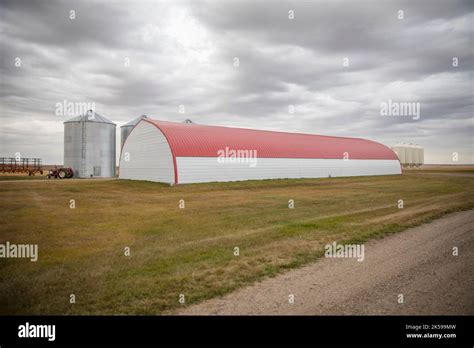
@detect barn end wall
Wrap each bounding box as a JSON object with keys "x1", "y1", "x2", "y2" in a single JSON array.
[{"x1": 119, "y1": 121, "x2": 175, "y2": 183}]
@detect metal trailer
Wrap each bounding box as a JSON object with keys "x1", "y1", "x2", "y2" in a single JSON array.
[{"x1": 0, "y1": 157, "x2": 43, "y2": 176}]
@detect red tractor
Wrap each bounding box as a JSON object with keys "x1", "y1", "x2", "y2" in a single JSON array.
[{"x1": 47, "y1": 167, "x2": 74, "y2": 179}]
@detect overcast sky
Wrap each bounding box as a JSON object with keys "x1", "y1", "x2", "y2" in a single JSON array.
[{"x1": 0, "y1": 0, "x2": 472, "y2": 164}]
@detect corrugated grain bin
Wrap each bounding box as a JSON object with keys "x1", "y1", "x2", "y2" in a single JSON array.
[
  {"x1": 120, "y1": 115, "x2": 148, "y2": 151},
  {"x1": 64, "y1": 110, "x2": 116, "y2": 178},
  {"x1": 414, "y1": 144, "x2": 424, "y2": 166},
  {"x1": 391, "y1": 144, "x2": 406, "y2": 164},
  {"x1": 405, "y1": 143, "x2": 414, "y2": 165},
  {"x1": 412, "y1": 144, "x2": 419, "y2": 165},
  {"x1": 391, "y1": 143, "x2": 424, "y2": 167}
]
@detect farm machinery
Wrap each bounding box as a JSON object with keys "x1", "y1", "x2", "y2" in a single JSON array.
[
  {"x1": 0, "y1": 157, "x2": 43, "y2": 176},
  {"x1": 47, "y1": 166, "x2": 74, "y2": 179}
]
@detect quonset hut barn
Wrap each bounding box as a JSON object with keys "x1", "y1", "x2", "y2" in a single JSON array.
[{"x1": 119, "y1": 119, "x2": 401, "y2": 184}]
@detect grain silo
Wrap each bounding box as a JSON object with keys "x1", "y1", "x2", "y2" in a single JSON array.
[
  {"x1": 405, "y1": 143, "x2": 414, "y2": 166},
  {"x1": 391, "y1": 144, "x2": 406, "y2": 165},
  {"x1": 119, "y1": 118, "x2": 401, "y2": 184},
  {"x1": 391, "y1": 143, "x2": 424, "y2": 167},
  {"x1": 413, "y1": 144, "x2": 424, "y2": 167},
  {"x1": 120, "y1": 115, "x2": 148, "y2": 151},
  {"x1": 64, "y1": 110, "x2": 116, "y2": 178},
  {"x1": 411, "y1": 144, "x2": 419, "y2": 166}
]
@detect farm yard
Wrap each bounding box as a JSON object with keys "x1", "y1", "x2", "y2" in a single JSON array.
[{"x1": 0, "y1": 167, "x2": 473, "y2": 315}]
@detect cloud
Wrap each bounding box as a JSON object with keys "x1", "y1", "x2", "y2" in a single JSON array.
[{"x1": 0, "y1": 0, "x2": 472, "y2": 164}]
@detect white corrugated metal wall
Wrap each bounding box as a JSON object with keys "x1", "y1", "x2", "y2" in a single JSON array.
[
  {"x1": 119, "y1": 122, "x2": 175, "y2": 183},
  {"x1": 176, "y1": 157, "x2": 401, "y2": 184}
]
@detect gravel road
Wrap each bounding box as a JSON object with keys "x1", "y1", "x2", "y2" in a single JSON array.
[{"x1": 179, "y1": 210, "x2": 474, "y2": 315}]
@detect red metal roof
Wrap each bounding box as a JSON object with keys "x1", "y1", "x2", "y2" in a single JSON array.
[{"x1": 143, "y1": 119, "x2": 398, "y2": 160}]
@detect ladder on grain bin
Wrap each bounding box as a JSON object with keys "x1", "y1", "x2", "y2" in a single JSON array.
[{"x1": 81, "y1": 121, "x2": 87, "y2": 177}]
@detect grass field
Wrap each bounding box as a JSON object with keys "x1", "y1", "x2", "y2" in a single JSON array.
[
  {"x1": 1, "y1": 168, "x2": 473, "y2": 314},
  {"x1": 0, "y1": 175, "x2": 48, "y2": 181}
]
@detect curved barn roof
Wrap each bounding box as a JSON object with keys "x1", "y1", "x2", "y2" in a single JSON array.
[{"x1": 139, "y1": 119, "x2": 397, "y2": 160}]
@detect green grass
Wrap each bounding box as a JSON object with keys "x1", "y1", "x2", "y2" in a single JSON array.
[
  {"x1": 0, "y1": 175, "x2": 47, "y2": 180},
  {"x1": 0, "y1": 170, "x2": 473, "y2": 314}
]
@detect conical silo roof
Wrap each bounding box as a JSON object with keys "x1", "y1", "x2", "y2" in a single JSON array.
[
  {"x1": 121, "y1": 115, "x2": 148, "y2": 128},
  {"x1": 64, "y1": 110, "x2": 115, "y2": 125}
]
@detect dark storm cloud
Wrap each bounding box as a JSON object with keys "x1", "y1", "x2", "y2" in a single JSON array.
[
  {"x1": 0, "y1": 0, "x2": 472, "y2": 164},
  {"x1": 1, "y1": 0, "x2": 136, "y2": 49}
]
